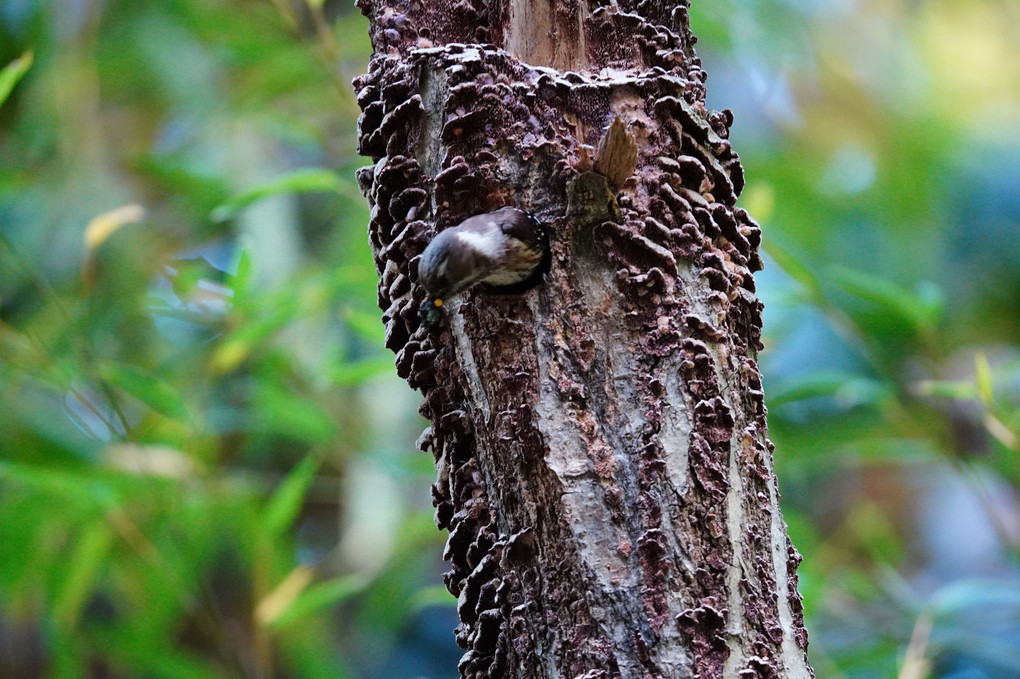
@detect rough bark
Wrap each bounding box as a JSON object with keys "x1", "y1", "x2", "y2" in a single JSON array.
[{"x1": 353, "y1": 2, "x2": 814, "y2": 678}]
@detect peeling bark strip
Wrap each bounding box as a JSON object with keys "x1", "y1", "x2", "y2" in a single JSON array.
[{"x1": 353, "y1": 2, "x2": 814, "y2": 678}]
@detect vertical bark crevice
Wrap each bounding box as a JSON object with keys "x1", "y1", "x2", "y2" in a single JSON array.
[{"x1": 354, "y1": 2, "x2": 814, "y2": 678}]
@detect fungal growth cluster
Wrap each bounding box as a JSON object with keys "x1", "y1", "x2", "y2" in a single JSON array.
[{"x1": 353, "y1": 1, "x2": 812, "y2": 678}]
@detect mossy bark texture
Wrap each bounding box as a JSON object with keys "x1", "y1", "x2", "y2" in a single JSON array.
[{"x1": 354, "y1": 2, "x2": 814, "y2": 678}]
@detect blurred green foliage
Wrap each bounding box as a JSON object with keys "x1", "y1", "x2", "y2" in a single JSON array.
[
  {"x1": 1, "y1": 1, "x2": 445, "y2": 677},
  {"x1": 1, "y1": 1, "x2": 1018, "y2": 678},
  {"x1": 692, "y1": 1, "x2": 1020, "y2": 676}
]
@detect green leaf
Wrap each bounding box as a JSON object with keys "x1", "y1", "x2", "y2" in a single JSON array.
[
  {"x1": 98, "y1": 363, "x2": 190, "y2": 421},
  {"x1": 975, "y1": 353, "x2": 994, "y2": 405},
  {"x1": 96, "y1": 626, "x2": 240, "y2": 679},
  {"x1": 407, "y1": 584, "x2": 456, "y2": 612},
  {"x1": 134, "y1": 154, "x2": 231, "y2": 219},
  {"x1": 763, "y1": 239, "x2": 821, "y2": 298},
  {"x1": 0, "y1": 461, "x2": 119, "y2": 510},
  {"x1": 827, "y1": 266, "x2": 940, "y2": 335},
  {"x1": 913, "y1": 379, "x2": 978, "y2": 400},
  {"x1": 255, "y1": 382, "x2": 337, "y2": 444},
  {"x1": 53, "y1": 519, "x2": 114, "y2": 628},
  {"x1": 230, "y1": 248, "x2": 254, "y2": 304},
  {"x1": 210, "y1": 291, "x2": 298, "y2": 372},
  {"x1": 269, "y1": 574, "x2": 368, "y2": 630},
  {"x1": 263, "y1": 454, "x2": 321, "y2": 537},
  {"x1": 330, "y1": 357, "x2": 394, "y2": 386},
  {"x1": 210, "y1": 169, "x2": 348, "y2": 222},
  {"x1": 0, "y1": 51, "x2": 33, "y2": 108},
  {"x1": 768, "y1": 371, "x2": 890, "y2": 409},
  {"x1": 342, "y1": 306, "x2": 385, "y2": 343}
]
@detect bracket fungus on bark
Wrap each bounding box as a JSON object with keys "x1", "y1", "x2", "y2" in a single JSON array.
[{"x1": 354, "y1": 2, "x2": 813, "y2": 678}]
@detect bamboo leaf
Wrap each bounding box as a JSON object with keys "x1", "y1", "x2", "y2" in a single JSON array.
[
  {"x1": 210, "y1": 169, "x2": 348, "y2": 222},
  {"x1": 407, "y1": 584, "x2": 456, "y2": 612},
  {"x1": 975, "y1": 353, "x2": 994, "y2": 405},
  {"x1": 330, "y1": 357, "x2": 394, "y2": 386},
  {"x1": 84, "y1": 204, "x2": 146, "y2": 252},
  {"x1": 342, "y1": 306, "x2": 385, "y2": 343},
  {"x1": 913, "y1": 379, "x2": 978, "y2": 400},
  {"x1": 263, "y1": 454, "x2": 321, "y2": 537},
  {"x1": 266, "y1": 574, "x2": 368, "y2": 630},
  {"x1": 827, "y1": 266, "x2": 938, "y2": 335},
  {"x1": 256, "y1": 383, "x2": 337, "y2": 444},
  {"x1": 763, "y1": 239, "x2": 821, "y2": 297},
  {"x1": 0, "y1": 51, "x2": 33, "y2": 108},
  {"x1": 53, "y1": 520, "x2": 114, "y2": 628},
  {"x1": 98, "y1": 362, "x2": 190, "y2": 421},
  {"x1": 230, "y1": 248, "x2": 254, "y2": 303},
  {"x1": 769, "y1": 372, "x2": 890, "y2": 409}
]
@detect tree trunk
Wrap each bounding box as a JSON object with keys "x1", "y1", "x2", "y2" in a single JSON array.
[{"x1": 353, "y1": 2, "x2": 814, "y2": 678}]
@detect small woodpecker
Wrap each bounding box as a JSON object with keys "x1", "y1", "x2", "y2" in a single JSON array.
[{"x1": 417, "y1": 207, "x2": 548, "y2": 323}]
